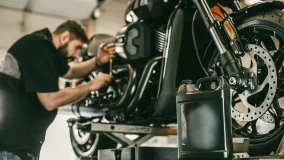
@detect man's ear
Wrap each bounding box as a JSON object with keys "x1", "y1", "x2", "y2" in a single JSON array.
[{"x1": 59, "y1": 31, "x2": 70, "y2": 45}]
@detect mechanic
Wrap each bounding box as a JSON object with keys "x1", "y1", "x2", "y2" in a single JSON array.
[{"x1": 0, "y1": 20, "x2": 115, "y2": 160}]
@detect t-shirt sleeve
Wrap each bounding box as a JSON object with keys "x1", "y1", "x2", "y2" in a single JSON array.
[
  {"x1": 57, "y1": 54, "x2": 70, "y2": 77},
  {"x1": 20, "y1": 39, "x2": 59, "y2": 92}
]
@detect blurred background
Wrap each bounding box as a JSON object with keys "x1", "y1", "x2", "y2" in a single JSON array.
[{"x1": 0, "y1": 0, "x2": 127, "y2": 58}]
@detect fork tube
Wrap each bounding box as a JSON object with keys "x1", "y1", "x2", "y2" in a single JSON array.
[
  {"x1": 192, "y1": 0, "x2": 228, "y2": 54},
  {"x1": 233, "y1": 0, "x2": 242, "y2": 10},
  {"x1": 192, "y1": 0, "x2": 243, "y2": 76}
]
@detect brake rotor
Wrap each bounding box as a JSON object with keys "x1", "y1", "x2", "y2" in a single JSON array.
[{"x1": 231, "y1": 44, "x2": 277, "y2": 122}]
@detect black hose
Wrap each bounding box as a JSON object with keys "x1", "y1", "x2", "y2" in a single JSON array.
[
  {"x1": 202, "y1": 40, "x2": 213, "y2": 61},
  {"x1": 192, "y1": 10, "x2": 209, "y2": 77}
]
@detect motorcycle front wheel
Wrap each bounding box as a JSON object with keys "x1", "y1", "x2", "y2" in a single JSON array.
[{"x1": 203, "y1": 8, "x2": 284, "y2": 156}]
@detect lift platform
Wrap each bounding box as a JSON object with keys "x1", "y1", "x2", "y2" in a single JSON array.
[
  {"x1": 78, "y1": 122, "x2": 177, "y2": 148},
  {"x1": 77, "y1": 122, "x2": 284, "y2": 160}
]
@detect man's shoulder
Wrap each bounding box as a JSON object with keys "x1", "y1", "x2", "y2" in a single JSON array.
[
  {"x1": 23, "y1": 32, "x2": 50, "y2": 45},
  {"x1": 9, "y1": 33, "x2": 45, "y2": 50},
  {"x1": 9, "y1": 33, "x2": 54, "y2": 54}
]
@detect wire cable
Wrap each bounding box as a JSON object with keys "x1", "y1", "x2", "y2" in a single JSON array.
[{"x1": 192, "y1": 10, "x2": 209, "y2": 77}]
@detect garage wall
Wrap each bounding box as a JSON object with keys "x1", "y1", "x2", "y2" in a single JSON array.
[
  {"x1": 0, "y1": 8, "x2": 65, "y2": 50},
  {"x1": 0, "y1": 49, "x2": 5, "y2": 58},
  {"x1": 0, "y1": 0, "x2": 127, "y2": 52},
  {"x1": 90, "y1": 0, "x2": 127, "y2": 36},
  {"x1": 0, "y1": 7, "x2": 66, "y2": 61}
]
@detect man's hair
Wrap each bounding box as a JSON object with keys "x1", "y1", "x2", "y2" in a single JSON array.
[{"x1": 54, "y1": 20, "x2": 89, "y2": 43}]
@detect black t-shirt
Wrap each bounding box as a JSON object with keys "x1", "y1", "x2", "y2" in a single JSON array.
[{"x1": 0, "y1": 28, "x2": 69, "y2": 158}]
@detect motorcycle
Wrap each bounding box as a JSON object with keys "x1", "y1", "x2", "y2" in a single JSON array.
[{"x1": 66, "y1": 0, "x2": 284, "y2": 157}]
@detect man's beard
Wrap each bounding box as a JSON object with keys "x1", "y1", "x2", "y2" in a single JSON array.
[{"x1": 58, "y1": 42, "x2": 74, "y2": 62}]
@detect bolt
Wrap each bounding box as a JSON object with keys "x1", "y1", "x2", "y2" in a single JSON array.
[
  {"x1": 230, "y1": 42, "x2": 234, "y2": 45},
  {"x1": 248, "y1": 78, "x2": 255, "y2": 90},
  {"x1": 216, "y1": 62, "x2": 221, "y2": 67},
  {"x1": 235, "y1": 50, "x2": 238, "y2": 54},
  {"x1": 229, "y1": 77, "x2": 237, "y2": 85}
]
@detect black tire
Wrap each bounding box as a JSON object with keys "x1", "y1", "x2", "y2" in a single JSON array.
[
  {"x1": 69, "y1": 123, "x2": 117, "y2": 158},
  {"x1": 236, "y1": 8, "x2": 284, "y2": 156}
]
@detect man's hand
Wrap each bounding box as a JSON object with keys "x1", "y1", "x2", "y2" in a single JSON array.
[
  {"x1": 97, "y1": 43, "x2": 116, "y2": 65},
  {"x1": 62, "y1": 43, "x2": 116, "y2": 80},
  {"x1": 89, "y1": 72, "x2": 114, "y2": 91}
]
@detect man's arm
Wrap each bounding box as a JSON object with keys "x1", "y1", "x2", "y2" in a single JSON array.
[
  {"x1": 63, "y1": 56, "x2": 97, "y2": 79},
  {"x1": 63, "y1": 43, "x2": 115, "y2": 80},
  {"x1": 37, "y1": 72, "x2": 113, "y2": 111},
  {"x1": 37, "y1": 83, "x2": 90, "y2": 111}
]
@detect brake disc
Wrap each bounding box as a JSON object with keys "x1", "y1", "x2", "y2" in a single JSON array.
[{"x1": 231, "y1": 44, "x2": 277, "y2": 122}]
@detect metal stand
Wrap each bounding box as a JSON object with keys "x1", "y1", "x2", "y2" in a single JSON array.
[
  {"x1": 233, "y1": 138, "x2": 250, "y2": 159},
  {"x1": 276, "y1": 135, "x2": 284, "y2": 155},
  {"x1": 80, "y1": 122, "x2": 177, "y2": 148}
]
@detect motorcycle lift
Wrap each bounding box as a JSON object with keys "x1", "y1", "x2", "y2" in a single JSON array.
[{"x1": 77, "y1": 122, "x2": 284, "y2": 160}]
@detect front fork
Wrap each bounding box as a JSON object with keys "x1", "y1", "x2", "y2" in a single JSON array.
[{"x1": 192, "y1": 0, "x2": 249, "y2": 92}]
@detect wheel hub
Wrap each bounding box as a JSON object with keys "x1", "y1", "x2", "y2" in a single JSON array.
[{"x1": 72, "y1": 125, "x2": 91, "y2": 145}]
